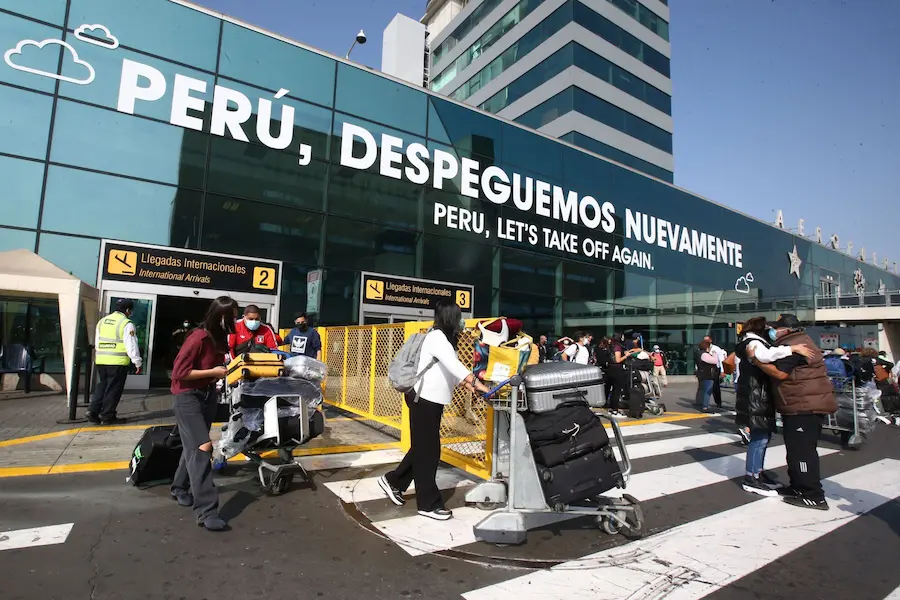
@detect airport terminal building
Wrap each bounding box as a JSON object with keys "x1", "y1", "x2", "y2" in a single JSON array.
[{"x1": 1, "y1": 0, "x2": 899, "y2": 388}]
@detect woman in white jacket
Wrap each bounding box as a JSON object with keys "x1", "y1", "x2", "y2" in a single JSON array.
[{"x1": 379, "y1": 299, "x2": 492, "y2": 520}]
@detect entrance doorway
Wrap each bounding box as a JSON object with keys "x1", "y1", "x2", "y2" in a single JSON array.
[
  {"x1": 362, "y1": 312, "x2": 416, "y2": 325},
  {"x1": 149, "y1": 296, "x2": 210, "y2": 387}
]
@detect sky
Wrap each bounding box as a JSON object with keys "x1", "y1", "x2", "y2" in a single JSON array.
[{"x1": 192, "y1": 0, "x2": 900, "y2": 263}]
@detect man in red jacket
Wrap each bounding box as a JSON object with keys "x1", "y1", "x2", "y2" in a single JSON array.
[{"x1": 228, "y1": 304, "x2": 279, "y2": 357}]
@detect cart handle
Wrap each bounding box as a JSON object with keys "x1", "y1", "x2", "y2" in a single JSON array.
[{"x1": 483, "y1": 374, "x2": 523, "y2": 399}]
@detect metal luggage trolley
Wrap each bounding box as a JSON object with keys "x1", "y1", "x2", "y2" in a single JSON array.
[
  {"x1": 465, "y1": 375, "x2": 644, "y2": 545},
  {"x1": 220, "y1": 379, "x2": 319, "y2": 495},
  {"x1": 774, "y1": 375, "x2": 864, "y2": 450}
]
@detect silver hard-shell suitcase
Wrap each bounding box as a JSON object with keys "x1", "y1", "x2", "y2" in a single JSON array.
[{"x1": 522, "y1": 362, "x2": 605, "y2": 412}]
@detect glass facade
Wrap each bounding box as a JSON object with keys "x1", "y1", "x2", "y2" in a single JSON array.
[
  {"x1": 517, "y1": 86, "x2": 673, "y2": 153},
  {"x1": 560, "y1": 132, "x2": 673, "y2": 182},
  {"x1": 2, "y1": 0, "x2": 898, "y2": 378},
  {"x1": 447, "y1": 0, "x2": 671, "y2": 103},
  {"x1": 605, "y1": 0, "x2": 669, "y2": 41},
  {"x1": 479, "y1": 41, "x2": 671, "y2": 116}
]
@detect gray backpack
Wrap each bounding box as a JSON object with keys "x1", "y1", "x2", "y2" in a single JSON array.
[{"x1": 388, "y1": 331, "x2": 438, "y2": 398}]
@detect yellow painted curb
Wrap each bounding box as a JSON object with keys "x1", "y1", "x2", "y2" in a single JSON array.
[
  {"x1": 0, "y1": 442, "x2": 402, "y2": 478},
  {"x1": 0, "y1": 430, "x2": 78, "y2": 448},
  {"x1": 612, "y1": 412, "x2": 719, "y2": 427}
]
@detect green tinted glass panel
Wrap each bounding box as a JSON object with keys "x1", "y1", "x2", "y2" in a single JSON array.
[
  {"x1": 37, "y1": 233, "x2": 101, "y2": 285},
  {"x1": 59, "y1": 35, "x2": 216, "y2": 124},
  {"x1": 561, "y1": 132, "x2": 672, "y2": 182},
  {"x1": 606, "y1": 0, "x2": 668, "y2": 40},
  {"x1": 431, "y1": 0, "x2": 505, "y2": 64},
  {"x1": 0, "y1": 227, "x2": 36, "y2": 252},
  {"x1": 324, "y1": 216, "x2": 417, "y2": 276},
  {"x1": 0, "y1": 85, "x2": 53, "y2": 159},
  {"x1": 67, "y1": 0, "x2": 220, "y2": 70},
  {"x1": 336, "y1": 63, "x2": 426, "y2": 136},
  {"x1": 207, "y1": 137, "x2": 328, "y2": 211},
  {"x1": 51, "y1": 100, "x2": 207, "y2": 188},
  {"x1": 218, "y1": 22, "x2": 335, "y2": 107},
  {"x1": 0, "y1": 155, "x2": 44, "y2": 229},
  {"x1": 201, "y1": 194, "x2": 323, "y2": 264},
  {"x1": 3, "y1": 0, "x2": 66, "y2": 25},
  {"x1": 0, "y1": 12, "x2": 61, "y2": 92},
  {"x1": 41, "y1": 166, "x2": 200, "y2": 248}
]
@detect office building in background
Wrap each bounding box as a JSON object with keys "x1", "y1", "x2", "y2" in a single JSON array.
[{"x1": 392, "y1": 0, "x2": 673, "y2": 182}]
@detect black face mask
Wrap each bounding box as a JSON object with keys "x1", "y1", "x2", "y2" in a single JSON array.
[{"x1": 297, "y1": 322, "x2": 309, "y2": 331}]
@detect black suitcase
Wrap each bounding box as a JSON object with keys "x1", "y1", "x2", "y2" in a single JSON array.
[
  {"x1": 539, "y1": 449, "x2": 624, "y2": 507},
  {"x1": 532, "y1": 424, "x2": 611, "y2": 467},
  {"x1": 523, "y1": 401, "x2": 600, "y2": 447},
  {"x1": 628, "y1": 384, "x2": 645, "y2": 418},
  {"x1": 127, "y1": 425, "x2": 183, "y2": 487}
]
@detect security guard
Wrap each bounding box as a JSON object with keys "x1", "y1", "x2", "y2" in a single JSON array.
[{"x1": 87, "y1": 299, "x2": 142, "y2": 425}]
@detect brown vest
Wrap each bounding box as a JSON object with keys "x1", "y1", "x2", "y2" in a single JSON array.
[{"x1": 772, "y1": 331, "x2": 838, "y2": 415}]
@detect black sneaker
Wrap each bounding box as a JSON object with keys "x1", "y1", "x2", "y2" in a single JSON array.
[
  {"x1": 85, "y1": 412, "x2": 101, "y2": 425},
  {"x1": 777, "y1": 486, "x2": 799, "y2": 497},
  {"x1": 418, "y1": 508, "x2": 453, "y2": 521},
  {"x1": 737, "y1": 428, "x2": 751, "y2": 445},
  {"x1": 741, "y1": 475, "x2": 778, "y2": 497},
  {"x1": 783, "y1": 495, "x2": 829, "y2": 511},
  {"x1": 378, "y1": 475, "x2": 405, "y2": 506},
  {"x1": 759, "y1": 471, "x2": 783, "y2": 489},
  {"x1": 171, "y1": 492, "x2": 193, "y2": 507},
  {"x1": 101, "y1": 417, "x2": 127, "y2": 425}
]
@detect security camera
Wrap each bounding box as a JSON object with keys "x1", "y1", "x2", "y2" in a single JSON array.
[{"x1": 356, "y1": 30, "x2": 367, "y2": 44}]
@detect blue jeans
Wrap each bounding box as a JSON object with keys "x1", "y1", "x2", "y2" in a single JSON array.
[
  {"x1": 696, "y1": 379, "x2": 714, "y2": 408},
  {"x1": 746, "y1": 429, "x2": 771, "y2": 476}
]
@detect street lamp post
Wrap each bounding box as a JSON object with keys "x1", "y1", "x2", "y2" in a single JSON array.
[{"x1": 346, "y1": 29, "x2": 367, "y2": 59}]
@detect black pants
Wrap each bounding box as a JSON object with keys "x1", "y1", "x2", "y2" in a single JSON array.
[
  {"x1": 712, "y1": 375, "x2": 723, "y2": 406},
  {"x1": 782, "y1": 413, "x2": 825, "y2": 500},
  {"x1": 606, "y1": 368, "x2": 625, "y2": 412},
  {"x1": 171, "y1": 388, "x2": 220, "y2": 522},
  {"x1": 386, "y1": 394, "x2": 445, "y2": 512},
  {"x1": 89, "y1": 365, "x2": 130, "y2": 421}
]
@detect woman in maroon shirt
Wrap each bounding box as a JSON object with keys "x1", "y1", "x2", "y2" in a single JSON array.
[{"x1": 169, "y1": 296, "x2": 238, "y2": 532}]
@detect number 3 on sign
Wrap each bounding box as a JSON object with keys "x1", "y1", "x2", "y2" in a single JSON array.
[{"x1": 252, "y1": 267, "x2": 276, "y2": 290}]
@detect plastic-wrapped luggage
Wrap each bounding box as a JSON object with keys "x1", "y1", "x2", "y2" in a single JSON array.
[
  {"x1": 283, "y1": 355, "x2": 327, "y2": 382},
  {"x1": 226, "y1": 352, "x2": 284, "y2": 386},
  {"x1": 522, "y1": 362, "x2": 605, "y2": 412},
  {"x1": 835, "y1": 385, "x2": 879, "y2": 435}
]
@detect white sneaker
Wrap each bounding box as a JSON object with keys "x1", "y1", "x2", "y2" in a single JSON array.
[{"x1": 418, "y1": 508, "x2": 453, "y2": 521}]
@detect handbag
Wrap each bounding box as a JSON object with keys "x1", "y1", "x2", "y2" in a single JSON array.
[
  {"x1": 722, "y1": 352, "x2": 736, "y2": 375},
  {"x1": 475, "y1": 337, "x2": 535, "y2": 383}
]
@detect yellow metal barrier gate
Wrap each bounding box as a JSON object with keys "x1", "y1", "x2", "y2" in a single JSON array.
[{"x1": 320, "y1": 319, "x2": 493, "y2": 480}]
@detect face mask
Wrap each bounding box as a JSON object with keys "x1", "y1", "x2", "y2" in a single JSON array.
[
  {"x1": 768, "y1": 329, "x2": 778, "y2": 342},
  {"x1": 297, "y1": 322, "x2": 309, "y2": 331},
  {"x1": 245, "y1": 319, "x2": 261, "y2": 331},
  {"x1": 183, "y1": 322, "x2": 190, "y2": 328}
]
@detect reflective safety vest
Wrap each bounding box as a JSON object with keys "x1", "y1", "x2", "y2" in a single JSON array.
[{"x1": 96, "y1": 312, "x2": 132, "y2": 366}]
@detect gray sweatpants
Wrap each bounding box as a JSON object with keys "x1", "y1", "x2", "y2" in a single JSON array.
[{"x1": 170, "y1": 388, "x2": 219, "y2": 522}]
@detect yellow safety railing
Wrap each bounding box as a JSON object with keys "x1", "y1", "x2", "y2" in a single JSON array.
[
  {"x1": 320, "y1": 324, "x2": 407, "y2": 431},
  {"x1": 319, "y1": 319, "x2": 497, "y2": 480}
]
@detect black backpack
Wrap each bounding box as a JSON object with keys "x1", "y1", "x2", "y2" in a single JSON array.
[{"x1": 127, "y1": 425, "x2": 183, "y2": 487}]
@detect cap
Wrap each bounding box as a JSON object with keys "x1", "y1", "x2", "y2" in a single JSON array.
[
  {"x1": 771, "y1": 314, "x2": 802, "y2": 329},
  {"x1": 832, "y1": 348, "x2": 846, "y2": 356},
  {"x1": 115, "y1": 298, "x2": 134, "y2": 312},
  {"x1": 652, "y1": 345, "x2": 660, "y2": 351}
]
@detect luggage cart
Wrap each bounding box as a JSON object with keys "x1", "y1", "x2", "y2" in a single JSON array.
[
  {"x1": 219, "y1": 379, "x2": 321, "y2": 495},
  {"x1": 626, "y1": 360, "x2": 666, "y2": 416},
  {"x1": 466, "y1": 376, "x2": 644, "y2": 545},
  {"x1": 774, "y1": 376, "x2": 863, "y2": 450}
]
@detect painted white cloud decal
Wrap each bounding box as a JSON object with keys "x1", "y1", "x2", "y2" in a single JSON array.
[
  {"x1": 734, "y1": 272, "x2": 754, "y2": 294},
  {"x1": 4, "y1": 38, "x2": 95, "y2": 85},
  {"x1": 74, "y1": 24, "x2": 119, "y2": 49}
]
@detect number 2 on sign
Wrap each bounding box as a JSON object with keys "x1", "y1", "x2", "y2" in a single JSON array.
[{"x1": 253, "y1": 267, "x2": 276, "y2": 290}]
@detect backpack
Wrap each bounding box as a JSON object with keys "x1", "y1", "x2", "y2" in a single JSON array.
[
  {"x1": 824, "y1": 355, "x2": 849, "y2": 379},
  {"x1": 388, "y1": 331, "x2": 438, "y2": 397}
]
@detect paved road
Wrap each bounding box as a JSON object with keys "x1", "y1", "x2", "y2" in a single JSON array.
[{"x1": 2, "y1": 415, "x2": 899, "y2": 599}]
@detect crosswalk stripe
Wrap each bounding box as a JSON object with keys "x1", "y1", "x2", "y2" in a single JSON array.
[
  {"x1": 325, "y1": 431, "x2": 739, "y2": 505},
  {"x1": 0, "y1": 523, "x2": 74, "y2": 552},
  {"x1": 368, "y1": 441, "x2": 839, "y2": 556},
  {"x1": 885, "y1": 584, "x2": 900, "y2": 600},
  {"x1": 462, "y1": 458, "x2": 900, "y2": 599},
  {"x1": 324, "y1": 467, "x2": 476, "y2": 504},
  {"x1": 605, "y1": 422, "x2": 689, "y2": 437},
  {"x1": 297, "y1": 448, "x2": 406, "y2": 472}
]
